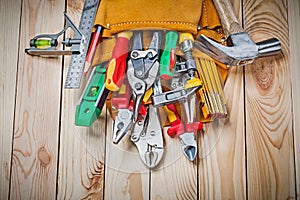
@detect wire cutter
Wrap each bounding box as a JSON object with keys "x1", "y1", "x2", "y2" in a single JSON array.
[
  {"x1": 127, "y1": 31, "x2": 162, "y2": 123},
  {"x1": 130, "y1": 106, "x2": 164, "y2": 169}
]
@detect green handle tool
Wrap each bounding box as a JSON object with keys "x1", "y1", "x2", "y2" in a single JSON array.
[{"x1": 160, "y1": 31, "x2": 178, "y2": 80}]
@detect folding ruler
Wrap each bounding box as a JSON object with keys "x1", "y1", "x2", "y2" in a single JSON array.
[{"x1": 64, "y1": 0, "x2": 100, "y2": 88}]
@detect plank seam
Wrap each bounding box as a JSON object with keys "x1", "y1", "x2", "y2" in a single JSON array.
[
  {"x1": 149, "y1": 169, "x2": 152, "y2": 200},
  {"x1": 102, "y1": 108, "x2": 108, "y2": 200},
  {"x1": 55, "y1": 1, "x2": 68, "y2": 199},
  {"x1": 287, "y1": 0, "x2": 299, "y2": 198},
  {"x1": 241, "y1": 0, "x2": 249, "y2": 199},
  {"x1": 8, "y1": 0, "x2": 23, "y2": 199}
]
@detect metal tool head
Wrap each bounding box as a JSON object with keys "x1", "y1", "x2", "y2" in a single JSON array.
[
  {"x1": 127, "y1": 31, "x2": 162, "y2": 123},
  {"x1": 131, "y1": 107, "x2": 164, "y2": 169},
  {"x1": 179, "y1": 132, "x2": 197, "y2": 161},
  {"x1": 195, "y1": 32, "x2": 258, "y2": 66},
  {"x1": 112, "y1": 109, "x2": 132, "y2": 144},
  {"x1": 127, "y1": 57, "x2": 159, "y2": 122},
  {"x1": 144, "y1": 106, "x2": 164, "y2": 168},
  {"x1": 196, "y1": 32, "x2": 282, "y2": 66},
  {"x1": 130, "y1": 31, "x2": 162, "y2": 77}
]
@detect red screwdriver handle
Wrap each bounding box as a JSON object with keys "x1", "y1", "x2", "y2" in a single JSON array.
[{"x1": 105, "y1": 31, "x2": 133, "y2": 91}]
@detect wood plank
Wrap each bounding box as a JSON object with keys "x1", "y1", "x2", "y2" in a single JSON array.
[
  {"x1": 198, "y1": 0, "x2": 246, "y2": 199},
  {"x1": 288, "y1": 0, "x2": 300, "y2": 198},
  {"x1": 0, "y1": 0, "x2": 22, "y2": 199},
  {"x1": 198, "y1": 67, "x2": 245, "y2": 200},
  {"x1": 151, "y1": 127, "x2": 197, "y2": 200},
  {"x1": 104, "y1": 110, "x2": 150, "y2": 200},
  {"x1": 10, "y1": 0, "x2": 65, "y2": 199},
  {"x1": 244, "y1": 0, "x2": 296, "y2": 199},
  {"x1": 57, "y1": 0, "x2": 106, "y2": 199}
]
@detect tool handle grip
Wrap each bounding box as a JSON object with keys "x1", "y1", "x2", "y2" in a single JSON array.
[
  {"x1": 105, "y1": 31, "x2": 133, "y2": 91},
  {"x1": 257, "y1": 38, "x2": 282, "y2": 57},
  {"x1": 212, "y1": 0, "x2": 243, "y2": 36},
  {"x1": 160, "y1": 31, "x2": 178, "y2": 80}
]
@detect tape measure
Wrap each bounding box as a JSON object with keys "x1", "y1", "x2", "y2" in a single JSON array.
[{"x1": 64, "y1": 0, "x2": 100, "y2": 89}]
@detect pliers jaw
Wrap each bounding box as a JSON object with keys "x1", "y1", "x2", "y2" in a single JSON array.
[
  {"x1": 127, "y1": 31, "x2": 162, "y2": 123},
  {"x1": 179, "y1": 132, "x2": 197, "y2": 161},
  {"x1": 112, "y1": 109, "x2": 132, "y2": 144},
  {"x1": 127, "y1": 60, "x2": 148, "y2": 123},
  {"x1": 130, "y1": 106, "x2": 164, "y2": 169}
]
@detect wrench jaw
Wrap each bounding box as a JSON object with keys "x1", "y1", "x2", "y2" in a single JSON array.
[
  {"x1": 112, "y1": 109, "x2": 133, "y2": 144},
  {"x1": 143, "y1": 106, "x2": 164, "y2": 168},
  {"x1": 144, "y1": 146, "x2": 164, "y2": 169},
  {"x1": 179, "y1": 132, "x2": 198, "y2": 161},
  {"x1": 130, "y1": 106, "x2": 164, "y2": 169}
]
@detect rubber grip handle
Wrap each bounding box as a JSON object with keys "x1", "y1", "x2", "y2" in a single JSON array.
[
  {"x1": 105, "y1": 31, "x2": 133, "y2": 91},
  {"x1": 160, "y1": 31, "x2": 178, "y2": 80}
]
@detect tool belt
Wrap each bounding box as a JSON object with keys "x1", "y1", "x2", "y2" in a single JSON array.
[{"x1": 91, "y1": 0, "x2": 229, "y2": 124}]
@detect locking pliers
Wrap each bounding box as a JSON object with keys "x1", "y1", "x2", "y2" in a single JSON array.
[{"x1": 130, "y1": 106, "x2": 164, "y2": 169}]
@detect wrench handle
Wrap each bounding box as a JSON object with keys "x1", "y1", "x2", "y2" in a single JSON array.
[{"x1": 212, "y1": 0, "x2": 244, "y2": 36}]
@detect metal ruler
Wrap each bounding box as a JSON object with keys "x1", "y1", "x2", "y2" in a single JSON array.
[{"x1": 64, "y1": 0, "x2": 100, "y2": 88}]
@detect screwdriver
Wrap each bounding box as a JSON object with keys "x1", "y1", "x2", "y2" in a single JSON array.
[
  {"x1": 105, "y1": 31, "x2": 133, "y2": 91},
  {"x1": 160, "y1": 31, "x2": 178, "y2": 80}
]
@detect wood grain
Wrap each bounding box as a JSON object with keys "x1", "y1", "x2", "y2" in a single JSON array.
[
  {"x1": 1, "y1": 0, "x2": 299, "y2": 199},
  {"x1": 56, "y1": 0, "x2": 106, "y2": 199},
  {"x1": 10, "y1": 0, "x2": 65, "y2": 199},
  {"x1": 151, "y1": 128, "x2": 197, "y2": 200},
  {"x1": 198, "y1": 0, "x2": 246, "y2": 199},
  {"x1": 104, "y1": 110, "x2": 150, "y2": 200},
  {"x1": 0, "y1": 0, "x2": 22, "y2": 199},
  {"x1": 244, "y1": 0, "x2": 296, "y2": 199},
  {"x1": 288, "y1": 0, "x2": 300, "y2": 198},
  {"x1": 198, "y1": 66, "x2": 246, "y2": 200}
]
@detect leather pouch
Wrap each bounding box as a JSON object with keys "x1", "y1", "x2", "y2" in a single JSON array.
[
  {"x1": 91, "y1": 0, "x2": 230, "y2": 123},
  {"x1": 95, "y1": 0, "x2": 202, "y2": 37}
]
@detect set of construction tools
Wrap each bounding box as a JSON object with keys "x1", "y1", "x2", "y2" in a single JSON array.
[{"x1": 25, "y1": 0, "x2": 281, "y2": 169}]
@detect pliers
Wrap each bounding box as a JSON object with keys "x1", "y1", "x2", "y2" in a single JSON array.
[
  {"x1": 127, "y1": 31, "x2": 162, "y2": 123},
  {"x1": 130, "y1": 106, "x2": 164, "y2": 169},
  {"x1": 111, "y1": 81, "x2": 147, "y2": 144}
]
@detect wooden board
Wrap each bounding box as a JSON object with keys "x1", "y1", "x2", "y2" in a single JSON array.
[
  {"x1": 244, "y1": 0, "x2": 296, "y2": 199},
  {"x1": 151, "y1": 127, "x2": 197, "y2": 200},
  {"x1": 104, "y1": 110, "x2": 150, "y2": 199},
  {"x1": 198, "y1": 63, "x2": 246, "y2": 200},
  {"x1": 1, "y1": 0, "x2": 299, "y2": 199},
  {"x1": 10, "y1": 0, "x2": 65, "y2": 199},
  {"x1": 56, "y1": 0, "x2": 106, "y2": 199},
  {"x1": 198, "y1": 0, "x2": 246, "y2": 199},
  {"x1": 288, "y1": 0, "x2": 300, "y2": 198},
  {"x1": 0, "y1": 0, "x2": 21, "y2": 199}
]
